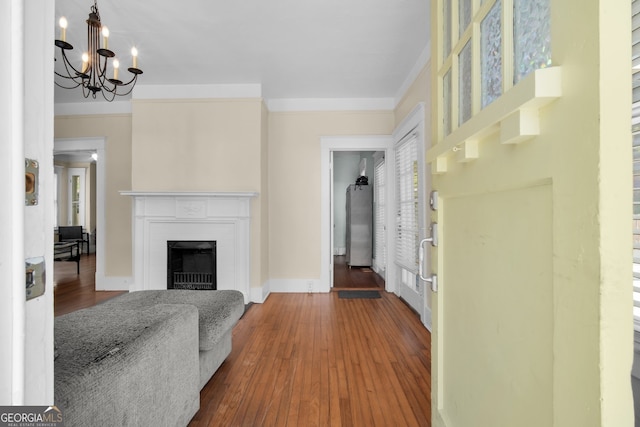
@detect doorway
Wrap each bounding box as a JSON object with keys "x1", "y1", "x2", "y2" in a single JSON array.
[
  {"x1": 332, "y1": 151, "x2": 382, "y2": 289},
  {"x1": 54, "y1": 137, "x2": 106, "y2": 286},
  {"x1": 320, "y1": 136, "x2": 395, "y2": 293}
]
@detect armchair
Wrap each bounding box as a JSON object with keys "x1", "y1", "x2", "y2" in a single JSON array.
[{"x1": 58, "y1": 226, "x2": 89, "y2": 255}]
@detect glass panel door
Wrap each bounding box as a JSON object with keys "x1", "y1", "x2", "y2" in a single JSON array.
[{"x1": 67, "y1": 168, "x2": 86, "y2": 227}]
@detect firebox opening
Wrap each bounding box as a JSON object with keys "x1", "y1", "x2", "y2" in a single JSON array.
[{"x1": 167, "y1": 241, "x2": 216, "y2": 290}]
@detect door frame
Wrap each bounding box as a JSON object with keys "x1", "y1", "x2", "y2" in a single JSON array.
[
  {"x1": 54, "y1": 137, "x2": 105, "y2": 286},
  {"x1": 320, "y1": 136, "x2": 395, "y2": 293},
  {"x1": 392, "y1": 102, "x2": 431, "y2": 329}
]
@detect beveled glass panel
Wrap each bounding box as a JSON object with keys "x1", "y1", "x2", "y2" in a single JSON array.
[
  {"x1": 459, "y1": 40, "x2": 472, "y2": 125},
  {"x1": 444, "y1": 70, "x2": 452, "y2": 136},
  {"x1": 444, "y1": 0, "x2": 452, "y2": 60},
  {"x1": 459, "y1": 0, "x2": 472, "y2": 36},
  {"x1": 514, "y1": 0, "x2": 551, "y2": 84},
  {"x1": 481, "y1": 0, "x2": 502, "y2": 108}
]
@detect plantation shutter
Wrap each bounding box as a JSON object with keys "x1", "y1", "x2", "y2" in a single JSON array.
[
  {"x1": 633, "y1": 0, "x2": 640, "y2": 327},
  {"x1": 374, "y1": 158, "x2": 386, "y2": 272},
  {"x1": 395, "y1": 132, "x2": 419, "y2": 273}
]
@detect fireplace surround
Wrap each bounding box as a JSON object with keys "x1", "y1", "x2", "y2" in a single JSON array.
[{"x1": 121, "y1": 191, "x2": 257, "y2": 302}]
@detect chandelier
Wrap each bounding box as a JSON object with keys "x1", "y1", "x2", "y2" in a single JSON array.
[{"x1": 54, "y1": 0, "x2": 143, "y2": 101}]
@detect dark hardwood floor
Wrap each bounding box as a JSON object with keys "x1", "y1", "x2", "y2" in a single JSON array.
[
  {"x1": 53, "y1": 253, "x2": 125, "y2": 317},
  {"x1": 333, "y1": 255, "x2": 385, "y2": 289},
  {"x1": 54, "y1": 254, "x2": 431, "y2": 427}
]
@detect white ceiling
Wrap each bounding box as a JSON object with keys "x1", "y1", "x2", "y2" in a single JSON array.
[{"x1": 54, "y1": 0, "x2": 429, "y2": 104}]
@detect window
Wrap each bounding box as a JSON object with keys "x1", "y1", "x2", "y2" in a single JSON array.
[
  {"x1": 438, "y1": 0, "x2": 551, "y2": 137},
  {"x1": 374, "y1": 156, "x2": 386, "y2": 273},
  {"x1": 395, "y1": 133, "x2": 419, "y2": 273},
  {"x1": 632, "y1": 0, "x2": 640, "y2": 327},
  {"x1": 54, "y1": 165, "x2": 63, "y2": 227}
]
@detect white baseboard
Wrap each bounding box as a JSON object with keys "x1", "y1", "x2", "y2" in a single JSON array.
[
  {"x1": 422, "y1": 305, "x2": 432, "y2": 332},
  {"x1": 95, "y1": 273, "x2": 132, "y2": 291},
  {"x1": 333, "y1": 247, "x2": 346, "y2": 256},
  {"x1": 372, "y1": 263, "x2": 386, "y2": 280},
  {"x1": 269, "y1": 279, "x2": 324, "y2": 293},
  {"x1": 250, "y1": 282, "x2": 271, "y2": 303}
]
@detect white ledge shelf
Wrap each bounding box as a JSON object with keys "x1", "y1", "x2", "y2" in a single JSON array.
[{"x1": 427, "y1": 66, "x2": 562, "y2": 174}]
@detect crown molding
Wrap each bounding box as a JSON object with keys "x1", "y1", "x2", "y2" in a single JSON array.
[
  {"x1": 132, "y1": 84, "x2": 262, "y2": 100},
  {"x1": 54, "y1": 101, "x2": 132, "y2": 116},
  {"x1": 267, "y1": 97, "x2": 395, "y2": 112}
]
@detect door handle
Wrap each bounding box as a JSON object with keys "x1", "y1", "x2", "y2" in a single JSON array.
[
  {"x1": 423, "y1": 223, "x2": 438, "y2": 247},
  {"x1": 419, "y1": 226, "x2": 438, "y2": 292},
  {"x1": 419, "y1": 238, "x2": 429, "y2": 281}
]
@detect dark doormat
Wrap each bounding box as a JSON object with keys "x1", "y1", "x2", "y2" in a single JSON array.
[{"x1": 338, "y1": 290, "x2": 381, "y2": 299}]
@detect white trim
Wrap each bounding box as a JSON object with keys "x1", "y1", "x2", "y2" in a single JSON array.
[
  {"x1": 251, "y1": 282, "x2": 271, "y2": 303},
  {"x1": 120, "y1": 191, "x2": 258, "y2": 198},
  {"x1": 94, "y1": 274, "x2": 132, "y2": 291},
  {"x1": 132, "y1": 84, "x2": 262, "y2": 100},
  {"x1": 5, "y1": 0, "x2": 26, "y2": 404},
  {"x1": 54, "y1": 101, "x2": 131, "y2": 116},
  {"x1": 121, "y1": 192, "x2": 257, "y2": 303},
  {"x1": 394, "y1": 45, "x2": 431, "y2": 106},
  {"x1": 267, "y1": 98, "x2": 395, "y2": 112},
  {"x1": 269, "y1": 279, "x2": 322, "y2": 293},
  {"x1": 320, "y1": 135, "x2": 395, "y2": 293},
  {"x1": 54, "y1": 138, "x2": 108, "y2": 290},
  {"x1": 391, "y1": 103, "x2": 432, "y2": 328}
]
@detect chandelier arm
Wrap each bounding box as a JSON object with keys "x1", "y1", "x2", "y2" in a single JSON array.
[
  {"x1": 111, "y1": 75, "x2": 140, "y2": 97},
  {"x1": 57, "y1": 48, "x2": 86, "y2": 84},
  {"x1": 54, "y1": 79, "x2": 83, "y2": 90},
  {"x1": 94, "y1": 55, "x2": 115, "y2": 93},
  {"x1": 60, "y1": 48, "x2": 83, "y2": 75},
  {"x1": 100, "y1": 88, "x2": 117, "y2": 102}
]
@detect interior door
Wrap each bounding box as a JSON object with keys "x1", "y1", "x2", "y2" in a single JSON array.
[
  {"x1": 67, "y1": 167, "x2": 86, "y2": 227},
  {"x1": 430, "y1": 1, "x2": 557, "y2": 426},
  {"x1": 428, "y1": 0, "x2": 632, "y2": 425}
]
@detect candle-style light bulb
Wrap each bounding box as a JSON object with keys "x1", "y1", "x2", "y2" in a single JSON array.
[
  {"x1": 59, "y1": 17, "x2": 67, "y2": 42},
  {"x1": 81, "y1": 52, "x2": 89, "y2": 73},
  {"x1": 102, "y1": 26, "x2": 109, "y2": 49},
  {"x1": 131, "y1": 46, "x2": 138, "y2": 69},
  {"x1": 113, "y1": 59, "x2": 119, "y2": 80}
]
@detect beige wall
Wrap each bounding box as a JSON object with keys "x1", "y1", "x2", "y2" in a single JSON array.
[
  {"x1": 131, "y1": 98, "x2": 267, "y2": 288},
  {"x1": 54, "y1": 114, "x2": 133, "y2": 276},
  {"x1": 55, "y1": 102, "x2": 399, "y2": 291},
  {"x1": 395, "y1": 63, "x2": 430, "y2": 126},
  {"x1": 268, "y1": 111, "x2": 394, "y2": 280}
]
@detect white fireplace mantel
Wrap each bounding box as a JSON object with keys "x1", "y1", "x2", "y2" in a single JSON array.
[{"x1": 121, "y1": 191, "x2": 258, "y2": 303}]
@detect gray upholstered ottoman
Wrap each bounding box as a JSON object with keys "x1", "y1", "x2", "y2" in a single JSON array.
[
  {"x1": 55, "y1": 303, "x2": 200, "y2": 427},
  {"x1": 100, "y1": 290, "x2": 245, "y2": 388}
]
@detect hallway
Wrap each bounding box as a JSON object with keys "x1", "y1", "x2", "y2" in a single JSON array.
[{"x1": 333, "y1": 255, "x2": 385, "y2": 290}]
